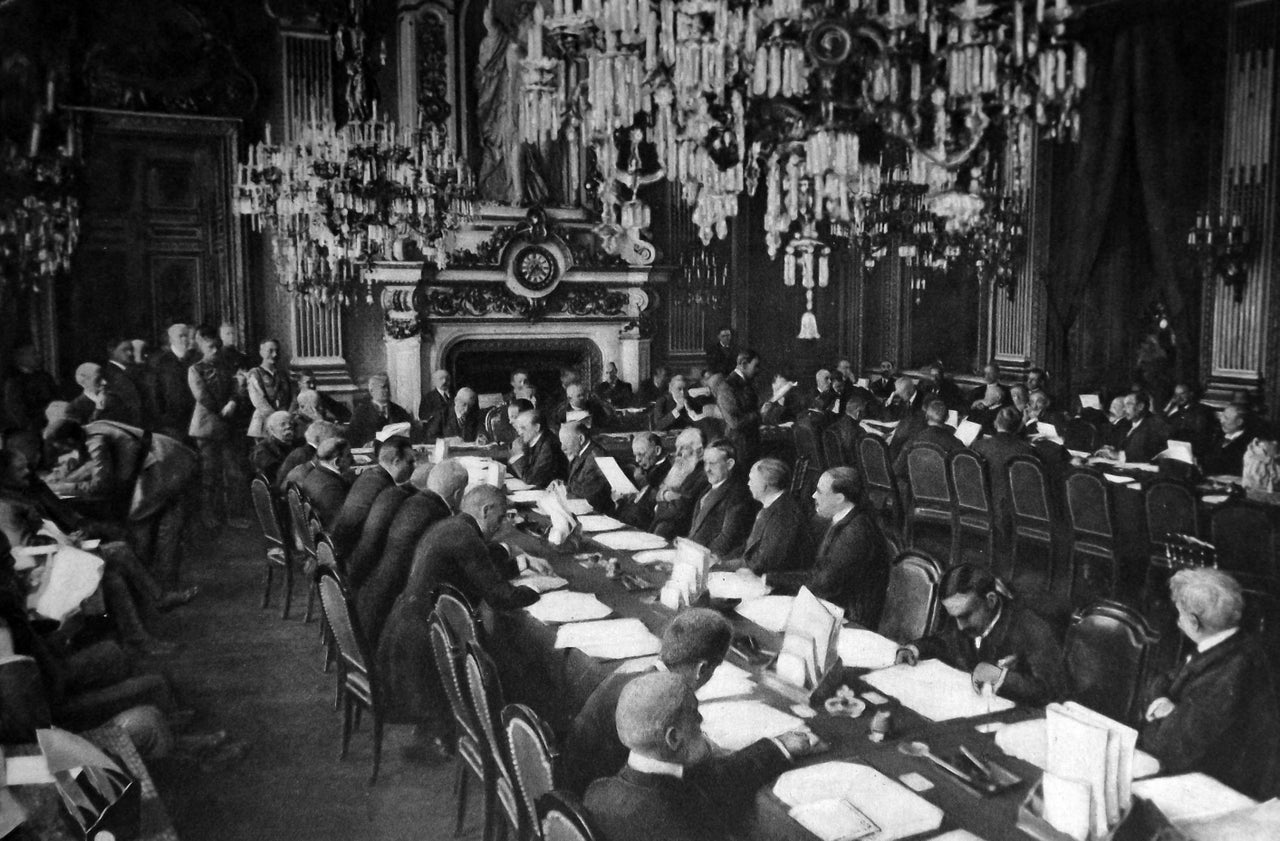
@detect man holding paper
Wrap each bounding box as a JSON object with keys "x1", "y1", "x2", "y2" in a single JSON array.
[
  {"x1": 611, "y1": 433, "x2": 670, "y2": 528},
  {"x1": 1095, "y1": 392, "x2": 1168, "y2": 464},
  {"x1": 895, "y1": 565, "x2": 1067, "y2": 705}
]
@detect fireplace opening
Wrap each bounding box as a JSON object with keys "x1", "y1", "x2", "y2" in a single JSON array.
[{"x1": 443, "y1": 337, "x2": 603, "y2": 401}]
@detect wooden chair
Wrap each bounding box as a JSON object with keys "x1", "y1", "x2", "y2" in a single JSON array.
[
  {"x1": 286, "y1": 484, "x2": 321, "y2": 622},
  {"x1": 857, "y1": 435, "x2": 902, "y2": 536},
  {"x1": 821, "y1": 423, "x2": 850, "y2": 469},
  {"x1": 538, "y1": 791, "x2": 605, "y2": 841},
  {"x1": 435, "y1": 584, "x2": 484, "y2": 650},
  {"x1": 464, "y1": 641, "x2": 522, "y2": 841},
  {"x1": 1142, "y1": 479, "x2": 1202, "y2": 604},
  {"x1": 502, "y1": 703, "x2": 560, "y2": 841},
  {"x1": 904, "y1": 442, "x2": 954, "y2": 556},
  {"x1": 1064, "y1": 600, "x2": 1159, "y2": 727},
  {"x1": 1064, "y1": 469, "x2": 1119, "y2": 605},
  {"x1": 948, "y1": 450, "x2": 995, "y2": 568},
  {"x1": 250, "y1": 474, "x2": 294, "y2": 618},
  {"x1": 876, "y1": 550, "x2": 944, "y2": 644},
  {"x1": 316, "y1": 565, "x2": 386, "y2": 784},
  {"x1": 1211, "y1": 501, "x2": 1280, "y2": 632},
  {"x1": 429, "y1": 616, "x2": 487, "y2": 837},
  {"x1": 1004, "y1": 455, "x2": 1059, "y2": 599},
  {"x1": 1063, "y1": 417, "x2": 1102, "y2": 453}
]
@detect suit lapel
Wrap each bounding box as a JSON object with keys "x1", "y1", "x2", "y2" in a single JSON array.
[{"x1": 691, "y1": 483, "x2": 724, "y2": 535}]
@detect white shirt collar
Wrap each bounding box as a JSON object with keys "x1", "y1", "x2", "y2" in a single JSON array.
[
  {"x1": 761, "y1": 489, "x2": 785, "y2": 509},
  {"x1": 1196, "y1": 626, "x2": 1238, "y2": 654},
  {"x1": 576, "y1": 442, "x2": 591, "y2": 460},
  {"x1": 627, "y1": 752, "x2": 684, "y2": 779},
  {"x1": 109, "y1": 360, "x2": 127, "y2": 371},
  {"x1": 829, "y1": 504, "x2": 854, "y2": 525},
  {"x1": 1224, "y1": 430, "x2": 1244, "y2": 442}
]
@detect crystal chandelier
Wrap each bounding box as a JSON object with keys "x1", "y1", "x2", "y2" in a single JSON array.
[
  {"x1": 235, "y1": 98, "x2": 476, "y2": 305},
  {"x1": 530, "y1": 0, "x2": 1085, "y2": 306}
]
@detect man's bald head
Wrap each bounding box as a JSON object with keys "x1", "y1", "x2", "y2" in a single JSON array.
[
  {"x1": 427, "y1": 458, "x2": 469, "y2": 507},
  {"x1": 615, "y1": 672, "x2": 700, "y2": 760},
  {"x1": 74, "y1": 363, "x2": 104, "y2": 394}
]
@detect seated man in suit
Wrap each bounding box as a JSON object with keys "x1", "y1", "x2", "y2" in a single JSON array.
[
  {"x1": 614, "y1": 432, "x2": 673, "y2": 528},
  {"x1": 921, "y1": 363, "x2": 965, "y2": 411},
  {"x1": 442, "y1": 387, "x2": 483, "y2": 442},
  {"x1": 823, "y1": 393, "x2": 868, "y2": 468},
  {"x1": 653, "y1": 375, "x2": 703, "y2": 432},
  {"x1": 1203, "y1": 404, "x2": 1251, "y2": 476},
  {"x1": 68, "y1": 363, "x2": 132, "y2": 426},
  {"x1": 885, "y1": 376, "x2": 927, "y2": 459},
  {"x1": 1022, "y1": 389, "x2": 1068, "y2": 439},
  {"x1": 719, "y1": 457, "x2": 811, "y2": 574},
  {"x1": 558, "y1": 421, "x2": 614, "y2": 513},
  {"x1": 595, "y1": 362, "x2": 633, "y2": 408},
  {"x1": 651, "y1": 427, "x2": 710, "y2": 539},
  {"x1": 1162, "y1": 382, "x2": 1216, "y2": 459},
  {"x1": 1140, "y1": 568, "x2": 1280, "y2": 799},
  {"x1": 687, "y1": 439, "x2": 756, "y2": 559},
  {"x1": 584, "y1": 671, "x2": 822, "y2": 841},
  {"x1": 1095, "y1": 391, "x2": 1168, "y2": 464},
  {"x1": 634, "y1": 366, "x2": 667, "y2": 406},
  {"x1": 895, "y1": 565, "x2": 1067, "y2": 705},
  {"x1": 331, "y1": 435, "x2": 414, "y2": 559},
  {"x1": 759, "y1": 372, "x2": 803, "y2": 426},
  {"x1": 892, "y1": 398, "x2": 963, "y2": 486},
  {"x1": 972, "y1": 406, "x2": 1065, "y2": 543},
  {"x1": 279, "y1": 420, "x2": 343, "y2": 490},
  {"x1": 808, "y1": 368, "x2": 840, "y2": 417},
  {"x1": 417, "y1": 368, "x2": 451, "y2": 437},
  {"x1": 868, "y1": 360, "x2": 898, "y2": 400},
  {"x1": 552, "y1": 381, "x2": 612, "y2": 432},
  {"x1": 509, "y1": 409, "x2": 568, "y2": 488},
  {"x1": 969, "y1": 362, "x2": 1008, "y2": 408},
  {"x1": 249, "y1": 410, "x2": 295, "y2": 481},
  {"x1": 486, "y1": 397, "x2": 530, "y2": 448},
  {"x1": 299, "y1": 436, "x2": 354, "y2": 531},
  {"x1": 347, "y1": 373, "x2": 414, "y2": 447}
]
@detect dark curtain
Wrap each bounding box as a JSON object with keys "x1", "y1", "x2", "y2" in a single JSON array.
[{"x1": 1045, "y1": 0, "x2": 1224, "y2": 396}]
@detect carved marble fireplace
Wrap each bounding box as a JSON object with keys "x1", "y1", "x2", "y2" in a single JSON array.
[{"x1": 364, "y1": 209, "x2": 669, "y2": 414}]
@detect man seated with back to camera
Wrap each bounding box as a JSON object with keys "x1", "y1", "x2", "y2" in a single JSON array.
[
  {"x1": 330, "y1": 436, "x2": 415, "y2": 561},
  {"x1": 299, "y1": 436, "x2": 354, "y2": 531},
  {"x1": 895, "y1": 565, "x2": 1067, "y2": 706}
]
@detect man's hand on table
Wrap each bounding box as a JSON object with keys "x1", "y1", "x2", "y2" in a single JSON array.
[
  {"x1": 894, "y1": 644, "x2": 920, "y2": 666},
  {"x1": 517, "y1": 553, "x2": 555, "y2": 575},
  {"x1": 775, "y1": 728, "x2": 828, "y2": 760}
]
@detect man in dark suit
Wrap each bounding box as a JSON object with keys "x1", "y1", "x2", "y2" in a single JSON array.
[
  {"x1": 729, "y1": 458, "x2": 811, "y2": 574},
  {"x1": 343, "y1": 467, "x2": 413, "y2": 596},
  {"x1": 331, "y1": 436, "x2": 414, "y2": 560},
  {"x1": 614, "y1": 432, "x2": 673, "y2": 528},
  {"x1": 972, "y1": 406, "x2": 1059, "y2": 544},
  {"x1": 968, "y1": 362, "x2": 1009, "y2": 408},
  {"x1": 67, "y1": 363, "x2": 133, "y2": 426},
  {"x1": 250, "y1": 410, "x2": 296, "y2": 480},
  {"x1": 594, "y1": 362, "x2": 634, "y2": 408},
  {"x1": 1162, "y1": 383, "x2": 1216, "y2": 460},
  {"x1": 759, "y1": 373, "x2": 803, "y2": 426},
  {"x1": 796, "y1": 467, "x2": 889, "y2": 625},
  {"x1": 355, "y1": 459, "x2": 466, "y2": 647},
  {"x1": 1022, "y1": 389, "x2": 1069, "y2": 439},
  {"x1": 885, "y1": 376, "x2": 927, "y2": 459},
  {"x1": 509, "y1": 409, "x2": 568, "y2": 488},
  {"x1": 715, "y1": 350, "x2": 762, "y2": 467},
  {"x1": 867, "y1": 360, "x2": 898, "y2": 400},
  {"x1": 704, "y1": 326, "x2": 737, "y2": 377},
  {"x1": 686, "y1": 440, "x2": 756, "y2": 558},
  {"x1": 347, "y1": 374, "x2": 415, "y2": 447},
  {"x1": 1140, "y1": 568, "x2": 1280, "y2": 799},
  {"x1": 823, "y1": 393, "x2": 869, "y2": 469},
  {"x1": 441, "y1": 387, "x2": 483, "y2": 442},
  {"x1": 1203, "y1": 404, "x2": 1251, "y2": 476},
  {"x1": 102, "y1": 338, "x2": 145, "y2": 426},
  {"x1": 150, "y1": 322, "x2": 197, "y2": 440},
  {"x1": 299, "y1": 436, "x2": 354, "y2": 531},
  {"x1": 651, "y1": 428, "x2": 710, "y2": 539},
  {"x1": 1097, "y1": 391, "x2": 1169, "y2": 463},
  {"x1": 892, "y1": 399, "x2": 963, "y2": 485},
  {"x1": 634, "y1": 367, "x2": 667, "y2": 406},
  {"x1": 921, "y1": 363, "x2": 965, "y2": 411},
  {"x1": 652, "y1": 375, "x2": 701, "y2": 432},
  {"x1": 896, "y1": 565, "x2": 1068, "y2": 706},
  {"x1": 584, "y1": 672, "x2": 821, "y2": 841},
  {"x1": 551, "y1": 382, "x2": 612, "y2": 433},
  {"x1": 417, "y1": 368, "x2": 452, "y2": 438},
  {"x1": 808, "y1": 368, "x2": 840, "y2": 416},
  {"x1": 559, "y1": 421, "x2": 614, "y2": 514}
]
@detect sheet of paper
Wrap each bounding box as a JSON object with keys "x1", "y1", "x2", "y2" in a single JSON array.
[
  {"x1": 577, "y1": 514, "x2": 628, "y2": 533},
  {"x1": 1045, "y1": 703, "x2": 1109, "y2": 837},
  {"x1": 1104, "y1": 473, "x2": 1137, "y2": 484},
  {"x1": 1179, "y1": 798, "x2": 1280, "y2": 841},
  {"x1": 1042, "y1": 771, "x2": 1092, "y2": 841},
  {"x1": 504, "y1": 477, "x2": 534, "y2": 492},
  {"x1": 993, "y1": 717, "x2": 1160, "y2": 779},
  {"x1": 1156, "y1": 440, "x2": 1194, "y2": 463},
  {"x1": 38, "y1": 518, "x2": 73, "y2": 546},
  {"x1": 856, "y1": 378, "x2": 870, "y2": 390},
  {"x1": 777, "y1": 587, "x2": 843, "y2": 688},
  {"x1": 735, "y1": 595, "x2": 796, "y2": 633},
  {"x1": 862, "y1": 660, "x2": 1016, "y2": 721},
  {"x1": 377, "y1": 422, "x2": 412, "y2": 442},
  {"x1": 788, "y1": 798, "x2": 879, "y2": 841},
  {"x1": 1068, "y1": 449, "x2": 1090, "y2": 459},
  {"x1": 566, "y1": 409, "x2": 591, "y2": 424},
  {"x1": 591, "y1": 530, "x2": 669, "y2": 551},
  {"x1": 0, "y1": 789, "x2": 26, "y2": 836},
  {"x1": 509, "y1": 573, "x2": 568, "y2": 594},
  {"x1": 1064, "y1": 701, "x2": 1138, "y2": 811},
  {"x1": 527, "y1": 590, "x2": 612, "y2": 623},
  {"x1": 5, "y1": 755, "x2": 55, "y2": 784},
  {"x1": 553, "y1": 618, "x2": 660, "y2": 660},
  {"x1": 632, "y1": 548, "x2": 680, "y2": 565},
  {"x1": 695, "y1": 661, "x2": 757, "y2": 702},
  {"x1": 773, "y1": 762, "x2": 945, "y2": 841},
  {"x1": 707, "y1": 571, "x2": 771, "y2": 601},
  {"x1": 687, "y1": 386, "x2": 711, "y2": 398},
  {"x1": 699, "y1": 700, "x2": 802, "y2": 752},
  {"x1": 32, "y1": 546, "x2": 104, "y2": 621},
  {"x1": 1079, "y1": 394, "x2": 1102, "y2": 411},
  {"x1": 955, "y1": 420, "x2": 983, "y2": 447},
  {"x1": 595, "y1": 456, "x2": 639, "y2": 495},
  {"x1": 563, "y1": 498, "x2": 594, "y2": 515},
  {"x1": 1131, "y1": 773, "x2": 1256, "y2": 824},
  {"x1": 947, "y1": 410, "x2": 960, "y2": 428},
  {"x1": 836, "y1": 628, "x2": 901, "y2": 671},
  {"x1": 509, "y1": 489, "x2": 545, "y2": 504}
]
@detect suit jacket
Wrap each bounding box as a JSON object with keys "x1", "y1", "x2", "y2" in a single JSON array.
[
  {"x1": 585, "y1": 740, "x2": 791, "y2": 841},
  {"x1": 61, "y1": 421, "x2": 197, "y2": 522},
  {"x1": 355, "y1": 489, "x2": 451, "y2": 646},
  {"x1": 150, "y1": 350, "x2": 197, "y2": 438},
  {"x1": 594, "y1": 379, "x2": 633, "y2": 407},
  {"x1": 614, "y1": 458, "x2": 673, "y2": 528},
  {"x1": 716, "y1": 371, "x2": 761, "y2": 459},
  {"x1": 348, "y1": 400, "x2": 414, "y2": 447},
  {"x1": 566, "y1": 440, "x2": 614, "y2": 514},
  {"x1": 442, "y1": 406, "x2": 482, "y2": 442},
  {"x1": 823, "y1": 415, "x2": 863, "y2": 468},
  {"x1": 635, "y1": 379, "x2": 665, "y2": 405},
  {"x1": 886, "y1": 405, "x2": 927, "y2": 460},
  {"x1": 742, "y1": 493, "x2": 812, "y2": 574},
  {"x1": 971, "y1": 431, "x2": 1065, "y2": 539},
  {"x1": 562, "y1": 667, "x2": 649, "y2": 795},
  {"x1": 803, "y1": 509, "x2": 888, "y2": 626},
  {"x1": 1163, "y1": 403, "x2": 1216, "y2": 458},
  {"x1": 1022, "y1": 410, "x2": 1069, "y2": 439},
  {"x1": 551, "y1": 398, "x2": 611, "y2": 433},
  {"x1": 346, "y1": 483, "x2": 411, "y2": 589},
  {"x1": 652, "y1": 394, "x2": 697, "y2": 432},
  {"x1": 914, "y1": 601, "x2": 1068, "y2": 705},
  {"x1": 1203, "y1": 432, "x2": 1250, "y2": 476},
  {"x1": 509, "y1": 432, "x2": 568, "y2": 488},
  {"x1": 704, "y1": 341, "x2": 737, "y2": 376},
  {"x1": 187, "y1": 357, "x2": 237, "y2": 439},
  {"x1": 760, "y1": 388, "x2": 804, "y2": 426},
  {"x1": 331, "y1": 467, "x2": 396, "y2": 559},
  {"x1": 250, "y1": 436, "x2": 292, "y2": 481},
  {"x1": 277, "y1": 444, "x2": 315, "y2": 490},
  {"x1": 1139, "y1": 632, "x2": 1280, "y2": 799},
  {"x1": 651, "y1": 465, "x2": 710, "y2": 540},
  {"x1": 300, "y1": 464, "x2": 351, "y2": 531},
  {"x1": 1118, "y1": 415, "x2": 1170, "y2": 463},
  {"x1": 418, "y1": 388, "x2": 452, "y2": 438},
  {"x1": 687, "y1": 478, "x2": 756, "y2": 558},
  {"x1": 101, "y1": 362, "x2": 144, "y2": 427}
]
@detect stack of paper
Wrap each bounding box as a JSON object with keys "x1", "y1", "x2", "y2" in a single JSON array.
[
  {"x1": 695, "y1": 661, "x2": 757, "y2": 701},
  {"x1": 510, "y1": 572, "x2": 569, "y2": 594},
  {"x1": 699, "y1": 700, "x2": 802, "y2": 752},
  {"x1": 1131, "y1": 774, "x2": 1256, "y2": 824},
  {"x1": 994, "y1": 717, "x2": 1161, "y2": 779},
  {"x1": 577, "y1": 514, "x2": 628, "y2": 533},
  {"x1": 775, "y1": 587, "x2": 843, "y2": 689},
  {"x1": 592, "y1": 530, "x2": 669, "y2": 551},
  {"x1": 554, "y1": 618, "x2": 661, "y2": 659},
  {"x1": 1041, "y1": 701, "x2": 1139, "y2": 841},
  {"x1": 631, "y1": 548, "x2": 680, "y2": 565},
  {"x1": 955, "y1": 420, "x2": 983, "y2": 447},
  {"x1": 862, "y1": 660, "x2": 1016, "y2": 721},
  {"x1": 773, "y1": 762, "x2": 945, "y2": 841},
  {"x1": 526, "y1": 591, "x2": 612, "y2": 624},
  {"x1": 735, "y1": 595, "x2": 795, "y2": 633},
  {"x1": 707, "y1": 570, "x2": 771, "y2": 601},
  {"x1": 835, "y1": 628, "x2": 901, "y2": 671},
  {"x1": 661, "y1": 538, "x2": 714, "y2": 609}
]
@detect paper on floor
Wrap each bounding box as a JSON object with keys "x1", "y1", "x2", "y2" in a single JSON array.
[{"x1": 862, "y1": 660, "x2": 1015, "y2": 721}]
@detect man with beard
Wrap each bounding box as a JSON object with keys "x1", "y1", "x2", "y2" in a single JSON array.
[{"x1": 650, "y1": 427, "x2": 710, "y2": 539}]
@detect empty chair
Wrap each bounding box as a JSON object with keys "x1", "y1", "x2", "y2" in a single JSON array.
[
  {"x1": 538, "y1": 791, "x2": 605, "y2": 841},
  {"x1": 503, "y1": 703, "x2": 560, "y2": 841},
  {"x1": 429, "y1": 616, "x2": 486, "y2": 837},
  {"x1": 793, "y1": 418, "x2": 827, "y2": 472},
  {"x1": 1143, "y1": 480, "x2": 1202, "y2": 605},
  {"x1": 1004, "y1": 455, "x2": 1060, "y2": 599},
  {"x1": 821, "y1": 423, "x2": 852, "y2": 469},
  {"x1": 464, "y1": 640, "x2": 522, "y2": 841},
  {"x1": 949, "y1": 450, "x2": 995, "y2": 568},
  {"x1": 858, "y1": 435, "x2": 902, "y2": 535},
  {"x1": 877, "y1": 550, "x2": 945, "y2": 644},
  {"x1": 1064, "y1": 469, "x2": 1119, "y2": 605},
  {"x1": 316, "y1": 565, "x2": 386, "y2": 784},
  {"x1": 904, "y1": 442, "x2": 954, "y2": 557},
  {"x1": 251, "y1": 474, "x2": 294, "y2": 618},
  {"x1": 1064, "y1": 600, "x2": 1159, "y2": 727}
]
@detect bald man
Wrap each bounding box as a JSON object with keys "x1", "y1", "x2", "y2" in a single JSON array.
[
  {"x1": 249, "y1": 410, "x2": 296, "y2": 480},
  {"x1": 67, "y1": 363, "x2": 130, "y2": 425},
  {"x1": 442, "y1": 387, "x2": 483, "y2": 441}
]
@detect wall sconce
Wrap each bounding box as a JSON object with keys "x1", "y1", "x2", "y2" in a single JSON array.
[{"x1": 1188, "y1": 209, "x2": 1252, "y2": 302}]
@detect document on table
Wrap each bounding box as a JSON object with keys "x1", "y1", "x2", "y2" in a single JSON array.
[
  {"x1": 1155, "y1": 440, "x2": 1194, "y2": 464},
  {"x1": 631, "y1": 548, "x2": 680, "y2": 565},
  {"x1": 1079, "y1": 393, "x2": 1102, "y2": 411},
  {"x1": 591, "y1": 530, "x2": 669, "y2": 551},
  {"x1": 735, "y1": 595, "x2": 796, "y2": 633},
  {"x1": 773, "y1": 762, "x2": 945, "y2": 841},
  {"x1": 775, "y1": 587, "x2": 843, "y2": 689},
  {"x1": 509, "y1": 572, "x2": 569, "y2": 594},
  {"x1": 706, "y1": 571, "x2": 770, "y2": 601},
  {"x1": 993, "y1": 717, "x2": 1160, "y2": 780},
  {"x1": 1043, "y1": 701, "x2": 1138, "y2": 838},
  {"x1": 835, "y1": 628, "x2": 901, "y2": 671},
  {"x1": 594, "y1": 456, "x2": 639, "y2": 495},
  {"x1": 699, "y1": 700, "x2": 802, "y2": 752},
  {"x1": 526, "y1": 590, "x2": 612, "y2": 624},
  {"x1": 566, "y1": 409, "x2": 592, "y2": 424},
  {"x1": 509, "y1": 489, "x2": 545, "y2": 504},
  {"x1": 554, "y1": 618, "x2": 661, "y2": 660},
  {"x1": 1131, "y1": 773, "x2": 1257, "y2": 824},
  {"x1": 862, "y1": 660, "x2": 1016, "y2": 721},
  {"x1": 577, "y1": 514, "x2": 628, "y2": 533},
  {"x1": 504, "y1": 477, "x2": 534, "y2": 492},
  {"x1": 563, "y1": 498, "x2": 594, "y2": 515},
  {"x1": 695, "y1": 661, "x2": 757, "y2": 702},
  {"x1": 1178, "y1": 797, "x2": 1280, "y2": 841}
]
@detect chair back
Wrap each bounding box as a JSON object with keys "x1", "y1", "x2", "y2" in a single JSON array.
[
  {"x1": 435, "y1": 584, "x2": 483, "y2": 649},
  {"x1": 287, "y1": 484, "x2": 317, "y2": 556},
  {"x1": 464, "y1": 640, "x2": 519, "y2": 803},
  {"x1": 950, "y1": 450, "x2": 992, "y2": 518},
  {"x1": 877, "y1": 550, "x2": 944, "y2": 643},
  {"x1": 503, "y1": 703, "x2": 560, "y2": 835},
  {"x1": 428, "y1": 616, "x2": 483, "y2": 745},
  {"x1": 316, "y1": 535, "x2": 338, "y2": 570},
  {"x1": 1210, "y1": 501, "x2": 1280, "y2": 586},
  {"x1": 1065, "y1": 469, "x2": 1116, "y2": 543},
  {"x1": 1144, "y1": 480, "x2": 1200, "y2": 544},
  {"x1": 906, "y1": 443, "x2": 952, "y2": 509},
  {"x1": 316, "y1": 566, "x2": 370, "y2": 680},
  {"x1": 1064, "y1": 600, "x2": 1158, "y2": 726},
  {"x1": 538, "y1": 791, "x2": 604, "y2": 841},
  {"x1": 821, "y1": 424, "x2": 850, "y2": 469},
  {"x1": 1007, "y1": 456, "x2": 1053, "y2": 526},
  {"x1": 1063, "y1": 418, "x2": 1101, "y2": 453},
  {"x1": 793, "y1": 419, "x2": 827, "y2": 471},
  {"x1": 251, "y1": 475, "x2": 286, "y2": 549},
  {"x1": 858, "y1": 435, "x2": 895, "y2": 495}
]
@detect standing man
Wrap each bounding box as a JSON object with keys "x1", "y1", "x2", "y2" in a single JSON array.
[
  {"x1": 188, "y1": 326, "x2": 241, "y2": 529},
  {"x1": 716, "y1": 350, "x2": 762, "y2": 468},
  {"x1": 246, "y1": 338, "x2": 294, "y2": 441},
  {"x1": 151, "y1": 323, "x2": 197, "y2": 441},
  {"x1": 102, "y1": 337, "x2": 145, "y2": 427},
  {"x1": 705, "y1": 327, "x2": 738, "y2": 377}
]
